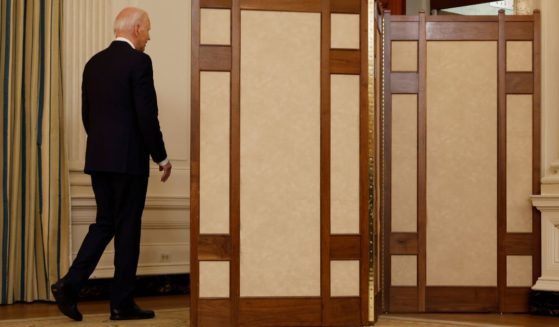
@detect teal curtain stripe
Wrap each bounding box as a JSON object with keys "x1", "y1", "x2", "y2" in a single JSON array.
[
  {"x1": 2, "y1": 0, "x2": 13, "y2": 304},
  {"x1": 46, "y1": 0, "x2": 54, "y2": 285},
  {"x1": 57, "y1": 152, "x2": 61, "y2": 278},
  {"x1": 38, "y1": 0, "x2": 49, "y2": 294},
  {"x1": 19, "y1": 0, "x2": 28, "y2": 300}
]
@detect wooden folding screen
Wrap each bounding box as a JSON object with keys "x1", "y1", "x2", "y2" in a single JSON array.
[
  {"x1": 191, "y1": 1, "x2": 371, "y2": 325},
  {"x1": 383, "y1": 10, "x2": 541, "y2": 313}
]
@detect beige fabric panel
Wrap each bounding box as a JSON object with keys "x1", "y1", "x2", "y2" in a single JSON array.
[
  {"x1": 391, "y1": 255, "x2": 417, "y2": 286},
  {"x1": 331, "y1": 75, "x2": 360, "y2": 234},
  {"x1": 330, "y1": 260, "x2": 360, "y2": 297},
  {"x1": 507, "y1": 95, "x2": 533, "y2": 233},
  {"x1": 331, "y1": 14, "x2": 360, "y2": 49},
  {"x1": 200, "y1": 261, "x2": 230, "y2": 298},
  {"x1": 200, "y1": 72, "x2": 230, "y2": 234},
  {"x1": 240, "y1": 11, "x2": 321, "y2": 297},
  {"x1": 426, "y1": 41, "x2": 497, "y2": 286},
  {"x1": 506, "y1": 41, "x2": 533, "y2": 72},
  {"x1": 391, "y1": 95, "x2": 418, "y2": 232},
  {"x1": 392, "y1": 41, "x2": 418, "y2": 72},
  {"x1": 507, "y1": 256, "x2": 533, "y2": 287},
  {"x1": 200, "y1": 9, "x2": 231, "y2": 45}
]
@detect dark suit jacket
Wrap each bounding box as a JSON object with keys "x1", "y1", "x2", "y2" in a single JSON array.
[{"x1": 82, "y1": 41, "x2": 167, "y2": 176}]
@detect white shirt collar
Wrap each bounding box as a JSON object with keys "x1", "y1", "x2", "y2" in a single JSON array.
[{"x1": 115, "y1": 36, "x2": 135, "y2": 49}]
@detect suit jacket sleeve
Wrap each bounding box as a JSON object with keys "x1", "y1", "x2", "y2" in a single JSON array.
[
  {"x1": 81, "y1": 69, "x2": 89, "y2": 134},
  {"x1": 132, "y1": 55, "x2": 168, "y2": 163}
]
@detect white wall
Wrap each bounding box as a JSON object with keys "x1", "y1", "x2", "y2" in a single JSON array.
[
  {"x1": 63, "y1": 0, "x2": 191, "y2": 276},
  {"x1": 538, "y1": 0, "x2": 559, "y2": 188},
  {"x1": 406, "y1": 0, "x2": 429, "y2": 15}
]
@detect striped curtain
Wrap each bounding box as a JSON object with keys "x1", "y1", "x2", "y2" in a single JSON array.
[{"x1": 0, "y1": 0, "x2": 69, "y2": 304}]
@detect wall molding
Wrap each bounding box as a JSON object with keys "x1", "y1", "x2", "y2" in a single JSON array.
[
  {"x1": 92, "y1": 262, "x2": 190, "y2": 278},
  {"x1": 531, "y1": 194, "x2": 559, "y2": 291},
  {"x1": 69, "y1": 166, "x2": 191, "y2": 187},
  {"x1": 71, "y1": 195, "x2": 190, "y2": 210}
]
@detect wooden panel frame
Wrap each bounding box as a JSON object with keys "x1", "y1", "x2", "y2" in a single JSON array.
[
  {"x1": 505, "y1": 233, "x2": 533, "y2": 255},
  {"x1": 382, "y1": 8, "x2": 393, "y2": 314},
  {"x1": 239, "y1": 298, "x2": 321, "y2": 326},
  {"x1": 391, "y1": 21, "x2": 419, "y2": 41},
  {"x1": 431, "y1": 0, "x2": 492, "y2": 11},
  {"x1": 506, "y1": 72, "x2": 534, "y2": 94},
  {"x1": 231, "y1": 0, "x2": 241, "y2": 324},
  {"x1": 426, "y1": 287, "x2": 498, "y2": 312},
  {"x1": 199, "y1": 299, "x2": 232, "y2": 326},
  {"x1": 198, "y1": 235, "x2": 231, "y2": 260},
  {"x1": 330, "y1": 235, "x2": 360, "y2": 259},
  {"x1": 426, "y1": 22, "x2": 498, "y2": 40},
  {"x1": 390, "y1": 73, "x2": 418, "y2": 93},
  {"x1": 331, "y1": 0, "x2": 360, "y2": 14},
  {"x1": 199, "y1": 46, "x2": 232, "y2": 71},
  {"x1": 330, "y1": 49, "x2": 360, "y2": 74},
  {"x1": 390, "y1": 233, "x2": 418, "y2": 255},
  {"x1": 192, "y1": 0, "x2": 370, "y2": 325},
  {"x1": 498, "y1": 11, "x2": 506, "y2": 313},
  {"x1": 201, "y1": 0, "x2": 232, "y2": 9},
  {"x1": 384, "y1": 10, "x2": 541, "y2": 314},
  {"x1": 240, "y1": 0, "x2": 321, "y2": 12},
  {"x1": 389, "y1": 287, "x2": 418, "y2": 312},
  {"x1": 191, "y1": 1, "x2": 202, "y2": 325}
]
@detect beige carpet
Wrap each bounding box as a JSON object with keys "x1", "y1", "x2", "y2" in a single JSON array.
[
  {"x1": 378, "y1": 316, "x2": 509, "y2": 326},
  {"x1": 0, "y1": 310, "x2": 510, "y2": 327},
  {"x1": 0, "y1": 309, "x2": 189, "y2": 326}
]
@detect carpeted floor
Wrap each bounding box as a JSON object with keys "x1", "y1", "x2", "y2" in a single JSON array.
[
  {"x1": 0, "y1": 310, "x2": 517, "y2": 327},
  {"x1": 0, "y1": 308, "x2": 189, "y2": 327},
  {"x1": 377, "y1": 316, "x2": 509, "y2": 326}
]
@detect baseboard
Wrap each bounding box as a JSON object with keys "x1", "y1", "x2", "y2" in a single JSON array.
[{"x1": 78, "y1": 273, "x2": 190, "y2": 301}]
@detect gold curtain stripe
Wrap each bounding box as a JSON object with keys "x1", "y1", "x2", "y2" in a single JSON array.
[{"x1": 0, "y1": 0, "x2": 69, "y2": 304}]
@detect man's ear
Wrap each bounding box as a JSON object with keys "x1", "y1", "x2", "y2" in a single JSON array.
[{"x1": 134, "y1": 24, "x2": 140, "y2": 36}]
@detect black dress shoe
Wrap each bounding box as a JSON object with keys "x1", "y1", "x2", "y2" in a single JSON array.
[
  {"x1": 110, "y1": 303, "x2": 155, "y2": 320},
  {"x1": 50, "y1": 279, "x2": 83, "y2": 321}
]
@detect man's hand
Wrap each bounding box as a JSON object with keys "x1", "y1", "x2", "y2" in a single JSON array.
[{"x1": 159, "y1": 161, "x2": 172, "y2": 182}]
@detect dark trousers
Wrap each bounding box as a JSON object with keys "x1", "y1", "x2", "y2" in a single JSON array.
[{"x1": 65, "y1": 172, "x2": 148, "y2": 308}]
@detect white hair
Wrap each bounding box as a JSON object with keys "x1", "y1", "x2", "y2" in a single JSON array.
[{"x1": 113, "y1": 7, "x2": 147, "y2": 35}]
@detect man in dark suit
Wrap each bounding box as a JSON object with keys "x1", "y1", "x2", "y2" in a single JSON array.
[{"x1": 51, "y1": 7, "x2": 172, "y2": 321}]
